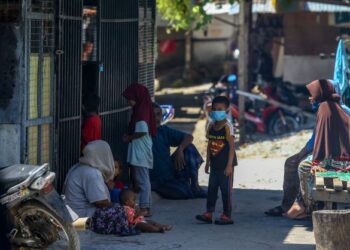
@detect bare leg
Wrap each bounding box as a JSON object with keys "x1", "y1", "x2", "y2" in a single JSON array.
[
  {"x1": 135, "y1": 222, "x2": 164, "y2": 233},
  {"x1": 146, "y1": 220, "x2": 172, "y2": 231}
]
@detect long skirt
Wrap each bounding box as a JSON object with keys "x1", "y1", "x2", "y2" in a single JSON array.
[{"x1": 89, "y1": 203, "x2": 131, "y2": 235}]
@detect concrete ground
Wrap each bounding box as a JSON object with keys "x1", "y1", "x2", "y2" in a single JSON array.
[
  {"x1": 79, "y1": 158, "x2": 315, "y2": 250},
  {"x1": 78, "y1": 87, "x2": 316, "y2": 249}
]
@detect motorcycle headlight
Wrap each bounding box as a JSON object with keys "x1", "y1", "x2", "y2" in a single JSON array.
[{"x1": 30, "y1": 172, "x2": 56, "y2": 190}]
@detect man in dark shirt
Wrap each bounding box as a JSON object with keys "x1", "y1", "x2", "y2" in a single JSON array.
[{"x1": 151, "y1": 103, "x2": 206, "y2": 199}]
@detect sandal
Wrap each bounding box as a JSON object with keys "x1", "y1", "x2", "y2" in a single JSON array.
[
  {"x1": 264, "y1": 206, "x2": 284, "y2": 217},
  {"x1": 214, "y1": 214, "x2": 234, "y2": 225},
  {"x1": 195, "y1": 212, "x2": 213, "y2": 223}
]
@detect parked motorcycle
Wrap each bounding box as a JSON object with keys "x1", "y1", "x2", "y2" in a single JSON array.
[
  {"x1": 0, "y1": 164, "x2": 80, "y2": 249},
  {"x1": 203, "y1": 74, "x2": 301, "y2": 135},
  {"x1": 160, "y1": 104, "x2": 175, "y2": 125}
]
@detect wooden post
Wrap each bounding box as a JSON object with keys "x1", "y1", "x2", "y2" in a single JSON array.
[
  {"x1": 313, "y1": 210, "x2": 350, "y2": 250},
  {"x1": 238, "y1": 0, "x2": 252, "y2": 144},
  {"x1": 184, "y1": 31, "x2": 192, "y2": 79}
]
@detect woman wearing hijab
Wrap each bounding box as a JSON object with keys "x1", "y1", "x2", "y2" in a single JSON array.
[
  {"x1": 64, "y1": 140, "x2": 131, "y2": 235},
  {"x1": 122, "y1": 83, "x2": 156, "y2": 217},
  {"x1": 285, "y1": 79, "x2": 350, "y2": 219}
]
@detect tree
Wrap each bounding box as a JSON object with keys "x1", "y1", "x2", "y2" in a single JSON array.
[{"x1": 156, "y1": 0, "x2": 237, "y2": 32}]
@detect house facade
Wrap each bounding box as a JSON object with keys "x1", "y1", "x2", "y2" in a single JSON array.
[{"x1": 0, "y1": 0, "x2": 155, "y2": 191}]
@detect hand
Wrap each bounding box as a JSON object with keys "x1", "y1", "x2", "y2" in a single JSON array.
[
  {"x1": 173, "y1": 147, "x2": 185, "y2": 170},
  {"x1": 205, "y1": 163, "x2": 210, "y2": 174},
  {"x1": 311, "y1": 166, "x2": 326, "y2": 175},
  {"x1": 106, "y1": 180, "x2": 115, "y2": 190},
  {"x1": 122, "y1": 134, "x2": 130, "y2": 143},
  {"x1": 224, "y1": 166, "x2": 233, "y2": 176}
]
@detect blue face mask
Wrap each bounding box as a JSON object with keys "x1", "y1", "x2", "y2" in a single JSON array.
[
  {"x1": 311, "y1": 101, "x2": 320, "y2": 111},
  {"x1": 209, "y1": 111, "x2": 227, "y2": 122}
]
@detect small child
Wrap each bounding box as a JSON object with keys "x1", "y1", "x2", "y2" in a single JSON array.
[
  {"x1": 107, "y1": 159, "x2": 126, "y2": 203},
  {"x1": 81, "y1": 94, "x2": 102, "y2": 150},
  {"x1": 196, "y1": 96, "x2": 238, "y2": 225},
  {"x1": 120, "y1": 190, "x2": 172, "y2": 233},
  {"x1": 122, "y1": 83, "x2": 157, "y2": 217}
]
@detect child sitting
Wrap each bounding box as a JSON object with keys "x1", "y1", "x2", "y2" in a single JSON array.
[
  {"x1": 107, "y1": 159, "x2": 126, "y2": 203},
  {"x1": 120, "y1": 190, "x2": 172, "y2": 233},
  {"x1": 196, "y1": 96, "x2": 238, "y2": 225}
]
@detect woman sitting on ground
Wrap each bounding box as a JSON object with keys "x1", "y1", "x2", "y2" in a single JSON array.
[
  {"x1": 285, "y1": 79, "x2": 350, "y2": 219},
  {"x1": 63, "y1": 140, "x2": 132, "y2": 235}
]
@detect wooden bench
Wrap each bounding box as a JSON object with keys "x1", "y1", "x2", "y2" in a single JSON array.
[{"x1": 312, "y1": 176, "x2": 350, "y2": 209}]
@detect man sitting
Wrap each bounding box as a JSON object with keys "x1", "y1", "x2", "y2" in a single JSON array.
[{"x1": 151, "y1": 103, "x2": 207, "y2": 199}]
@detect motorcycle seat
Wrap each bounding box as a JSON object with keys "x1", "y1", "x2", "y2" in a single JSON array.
[{"x1": 0, "y1": 164, "x2": 43, "y2": 195}]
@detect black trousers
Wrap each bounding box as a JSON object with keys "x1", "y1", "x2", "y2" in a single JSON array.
[
  {"x1": 207, "y1": 168, "x2": 233, "y2": 217},
  {"x1": 281, "y1": 145, "x2": 311, "y2": 211}
]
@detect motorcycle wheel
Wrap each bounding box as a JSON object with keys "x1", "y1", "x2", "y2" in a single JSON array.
[
  {"x1": 268, "y1": 114, "x2": 299, "y2": 136},
  {"x1": 14, "y1": 201, "x2": 80, "y2": 250}
]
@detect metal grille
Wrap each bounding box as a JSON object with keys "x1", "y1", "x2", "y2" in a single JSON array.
[
  {"x1": 0, "y1": 0, "x2": 21, "y2": 22},
  {"x1": 99, "y1": 0, "x2": 139, "y2": 160},
  {"x1": 25, "y1": 0, "x2": 55, "y2": 166},
  {"x1": 138, "y1": 0, "x2": 155, "y2": 96},
  {"x1": 56, "y1": 0, "x2": 83, "y2": 192}
]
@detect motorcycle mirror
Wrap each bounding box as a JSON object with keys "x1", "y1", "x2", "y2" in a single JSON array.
[{"x1": 233, "y1": 49, "x2": 240, "y2": 59}]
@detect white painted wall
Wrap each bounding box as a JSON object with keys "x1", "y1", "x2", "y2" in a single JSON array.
[{"x1": 283, "y1": 55, "x2": 335, "y2": 85}]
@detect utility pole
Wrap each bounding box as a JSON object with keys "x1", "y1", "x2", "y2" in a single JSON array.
[
  {"x1": 184, "y1": 31, "x2": 193, "y2": 79},
  {"x1": 238, "y1": 0, "x2": 252, "y2": 145}
]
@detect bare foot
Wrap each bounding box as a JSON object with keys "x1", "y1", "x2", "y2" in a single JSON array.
[
  {"x1": 162, "y1": 225, "x2": 173, "y2": 231},
  {"x1": 283, "y1": 202, "x2": 306, "y2": 219}
]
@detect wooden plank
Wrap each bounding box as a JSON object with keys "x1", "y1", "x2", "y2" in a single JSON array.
[
  {"x1": 347, "y1": 181, "x2": 350, "y2": 192},
  {"x1": 333, "y1": 178, "x2": 343, "y2": 191},
  {"x1": 312, "y1": 189, "x2": 350, "y2": 203},
  {"x1": 315, "y1": 177, "x2": 325, "y2": 190}
]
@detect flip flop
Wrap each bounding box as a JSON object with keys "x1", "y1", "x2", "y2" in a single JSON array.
[{"x1": 265, "y1": 206, "x2": 284, "y2": 217}]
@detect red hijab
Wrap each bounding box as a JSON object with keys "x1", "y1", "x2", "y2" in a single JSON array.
[{"x1": 122, "y1": 83, "x2": 157, "y2": 136}]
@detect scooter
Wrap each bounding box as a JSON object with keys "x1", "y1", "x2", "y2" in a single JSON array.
[
  {"x1": 0, "y1": 164, "x2": 80, "y2": 249},
  {"x1": 160, "y1": 104, "x2": 175, "y2": 125}
]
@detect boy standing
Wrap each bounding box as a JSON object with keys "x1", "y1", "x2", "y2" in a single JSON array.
[{"x1": 196, "y1": 96, "x2": 237, "y2": 225}]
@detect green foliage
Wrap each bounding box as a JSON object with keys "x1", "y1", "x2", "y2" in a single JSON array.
[{"x1": 157, "y1": 0, "x2": 237, "y2": 32}]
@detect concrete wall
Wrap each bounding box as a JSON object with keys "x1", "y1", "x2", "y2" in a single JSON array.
[
  {"x1": 192, "y1": 14, "x2": 238, "y2": 64},
  {"x1": 0, "y1": 21, "x2": 24, "y2": 166},
  {"x1": 283, "y1": 55, "x2": 334, "y2": 85}
]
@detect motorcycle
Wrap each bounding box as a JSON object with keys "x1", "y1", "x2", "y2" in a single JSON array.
[
  {"x1": 203, "y1": 74, "x2": 301, "y2": 135},
  {"x1": 160, "y1": 104, "x2": 175, "y2": 125},
  {"x1": 0, "y1": 164, "x2": 80, "y2": 249}
]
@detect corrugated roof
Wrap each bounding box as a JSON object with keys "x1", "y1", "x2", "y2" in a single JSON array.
[{"x1": 204, "y1": 1, "x2": 350, "y2": 15}]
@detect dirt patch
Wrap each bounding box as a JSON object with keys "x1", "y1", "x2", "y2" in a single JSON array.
[{"x1": 192, "y1": 119, "x2": 313, "y2": 159}]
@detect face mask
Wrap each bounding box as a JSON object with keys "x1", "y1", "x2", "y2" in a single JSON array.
[
  {"x1": 311, "y1": 101, "x2": 320, "y2": 111},
  {"x1": 209, "y1": 111, "x2": 227, "y2": 122}
]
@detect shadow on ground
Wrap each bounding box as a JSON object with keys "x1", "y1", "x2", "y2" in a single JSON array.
[{"x1": 79, "y1": 189, "x2": 314, "y2": 250}]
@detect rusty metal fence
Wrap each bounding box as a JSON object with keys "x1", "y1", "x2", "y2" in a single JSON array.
[
  {"x1": 24, "y1": 0, "x2": 55, "y2": 167},
  {"x1": 19, "y1": 0, "x2": 155, "y2": 192}
]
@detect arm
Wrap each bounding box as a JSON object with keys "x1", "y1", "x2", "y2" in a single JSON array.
[
  {"x1": 93, "y1": 199, "x2": 111, "y2": 208},
  {"x1": 225, "y1": 136, "x2": 235, "y2": 176},
  {"x1": 173, "y1": 134, "x2": 194, "y2": 170},
  {"x1": 123, "y1": 132, "x2": 147, "y2": 143},
  {"x1": 205, "y1": 141, "x2": 210, "y2": 174}
]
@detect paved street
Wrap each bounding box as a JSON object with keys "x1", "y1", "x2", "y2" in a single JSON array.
[{"x1": 79, "y1": 158, "x2": 315, "y2": 250}]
